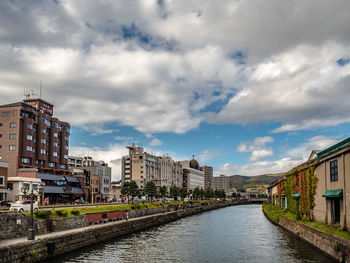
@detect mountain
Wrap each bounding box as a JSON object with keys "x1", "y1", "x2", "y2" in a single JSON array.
[{"x1": 228, "y1": 173, "x2": 284, "y2": 189}]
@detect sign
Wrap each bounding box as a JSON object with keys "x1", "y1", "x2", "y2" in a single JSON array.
[{"x1": 25, "y1": 99, "x2": 53, "y2": 116}]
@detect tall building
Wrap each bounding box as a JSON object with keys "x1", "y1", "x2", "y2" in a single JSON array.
[
  {"x1": 200, "y1": 166, "x2": 213, "y2": 189},
  {"x1": 0, "y1": 98, "x2": 70, "y2": 177},
  {"x1": 122, "y1": 144, "x2": 183, "y2": 190},
  {"x1": 180, "y1": 157, "x2": 205, "y2": 190},
  {"x1": 69, "y1": 156, "x2": 111, "y2": 202},
  {"x1": 212, "y1": 174, "x2": 229, "y2": 193}
]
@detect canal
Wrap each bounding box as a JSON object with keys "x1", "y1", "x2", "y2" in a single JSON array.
[{"x1": 52, "y1": 205, "x2": 335, "y2": 263}]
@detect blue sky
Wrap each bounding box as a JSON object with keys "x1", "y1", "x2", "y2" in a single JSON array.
[{"x1": 1, "y1": 0, "x2": 350, "y2": 180}]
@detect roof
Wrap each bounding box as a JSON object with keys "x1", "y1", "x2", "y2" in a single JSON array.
[
  {"x1": 44, "y1": 186, "x2": 85, "y2": 194},
  {"x1": 37, "y1": 173, "x2": 79, "y2": 183},
  {"x1": 317, "y1": 137, "x2": 350, "y2": 160},
  {"x1": 322, "y1": 189, "x2": 343, "y2": 198}
]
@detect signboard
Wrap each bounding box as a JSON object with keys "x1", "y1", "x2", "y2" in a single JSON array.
[
  {"x1": 84, "y1": 170, "x2": 91, "y2": 186},
  {"x1": 24, "y1": 99, "x2": 53, "y2": 116}
]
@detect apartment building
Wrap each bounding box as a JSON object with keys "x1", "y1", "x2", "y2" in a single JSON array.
[
  {"x1": 200, "y1": 166, "x2": 213, "y2": 189},
  {"x1": 212, "y1": 174, "x2": 229, "y2": 193},
  {"x1": 122, "y1": 145, "x2": 183, "y2": 190},
  {"x1": 0, "y1": 98, "x2": 70, "y2": 177}
]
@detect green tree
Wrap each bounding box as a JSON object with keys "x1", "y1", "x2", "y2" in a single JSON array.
[
  {"x1": 232, "y1": 192, "x2": 237, "y2": 199},
  {"x1": 204, "y1": 188, "x2": 211, "y2": 199},
  {"x1": 200, "y1": 188, "x2": 204, "y2": 200},
  {"x1": 159, "y1": 186, "x2": 168, "y2": 199},
  {"x1": 121, "y1": 181, "x2": 139, "y2": 203},
  {"x1": 143, "y1": 181, "x2": 157, "y2": 202},
  {"x1": 129, "y1": 181, "x2": 139, "y2": 202},
  {"x1": 121, "y1": 181, "x2": 131, "y2": 203},
  {"x1": 193, "y1": 187, "x2": 200, "y2": 200},
  {"x1": 179, "y1": 188, "x2": 188, "y2": 201},
  {"x1": 169, "y1": 185, "x2": 179, "y2": 200}
]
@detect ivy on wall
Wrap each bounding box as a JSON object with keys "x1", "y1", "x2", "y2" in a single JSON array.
[{"x1": 282, "y1": 164, "x2": 318, "y2": 220}]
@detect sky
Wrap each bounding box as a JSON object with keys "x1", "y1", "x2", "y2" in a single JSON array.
[{"x1": 1, "y1": 0, "x2": 350, "y2": 180}]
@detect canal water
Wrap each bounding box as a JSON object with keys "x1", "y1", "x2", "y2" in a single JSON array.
[{"x1": 52, "y1": 205, "x2": 335, "y2": 263}]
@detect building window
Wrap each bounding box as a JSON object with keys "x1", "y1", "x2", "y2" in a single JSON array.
[
  {"x1": 53, "y1": 152, "x2": 58, "y2": 157},
  {"x1": 27, "y1": 135, "x2": 33, "y2": 141},
  {"x1": 49, "y1": 162, "x2": 56, "y2": 168},
  {"x1": 64, "y1": 136, "x2": 69, "y2": 141},
  {"x1": 53, "y1": 142, "x2": 58, "y2": 147},
  {"x1": 330, "y1": 160, "x2": 338, "y2": 182},
  {"x1": 0, "y1": 123, "x2": 2, "y2": 126},
  {"x1": 10, "y1": 122, "x2": 16, "y2": 128},
  {"x1": 9, "y1": 145, "x2": 15, "y2": 151},
  {"x1": 13, "y1": 110, "x2": 18, "y2": 116},
  {"x1": 40, "y1": 149, "x2": 46, "y2": 154},
  {"x1": 41, "y1": 129, "x2": 46, "y2": 134},
  {"x1": 0, "y1": 176, "x2": 4, "y2": 186},
  {"x1": 1, "y1": 112, "x2": 10, "y2": 117},
  {"x1": 60, "y1": 164, "x2": 66, "y2": 169},
  {"x1": 0, "y1": 134, "x2": 2, "y2": 138},
  {"x1": 0, "y1": 145, "x2": 2, "y2": 149},
  {"x1": 64, "y1": 145, "x2": 69, "y2": 150},
  {"x1": 26, "y1": 146, "x2": 33, "y2": 152},
  {"x1": 41, "y1": 139, "x2": 46, "y2": 144},
  {"x1": 27, "y1": 124, "x2": 33, "y2": 130},
  {"x1": 53, "y1": 133, "x2": 58, "y2": 138},
  {"x1": 21, "y1": 158, "x2": 31, "y2": 164},
  {"x1": 64, "y1": 155, "x2": 68, "y2": 159},
  {"x1": 9, "y1": 134, "x2": 16, "y2": 139}
]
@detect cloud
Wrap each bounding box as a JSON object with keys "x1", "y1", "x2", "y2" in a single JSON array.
[
  {"x1": 216, "y1": 135, "x2": 338, "y2": 176},
  {"x1": 236, "y1": 136, "x2": 274, "y2": 161},
  {"x1": 115, "y1": 136, "x2": 133, "y2": 141},
  {"x1": 149, "y1": 138, "x2": 163, "y2": 146}
]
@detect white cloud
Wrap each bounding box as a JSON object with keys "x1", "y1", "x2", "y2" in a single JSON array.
[
  {"x1": 149, "y1": 138, "x2": 163, "y2": 146},
  {"x1": 236, "y1": 136, "x2": 274, "y2": 161},
  {"x1": 216, "y1": 135, "x2": 338, "y2": 176},
  {"x1": 115, "y1": 136, "x2": 133, "y2": 141}
]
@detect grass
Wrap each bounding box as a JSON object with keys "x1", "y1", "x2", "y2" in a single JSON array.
[
  {"x1": 26, "y1": 200, "x2": 224, "y2": 220},
  {"x1": 262, "y1": 204, "x2": 350, "y2": 241}
]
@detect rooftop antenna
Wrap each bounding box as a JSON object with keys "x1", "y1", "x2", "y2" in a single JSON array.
[
  {"x1": 40, "y1": 80, "x2": 42, "y2": 98},
  {"x1": 24, "y1": 89, "x2": 35, "y2": 100}
]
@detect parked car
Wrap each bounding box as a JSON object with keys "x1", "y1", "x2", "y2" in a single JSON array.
[
  {"x1": 9, "y1": 200, "x2": 38, "y2": 212},
  {"x1": 74, "y1": 199, "x2": 87, "y2": 204},
  {"x1": 0, "y1": 200, "x2": 11, "y2": 207}
]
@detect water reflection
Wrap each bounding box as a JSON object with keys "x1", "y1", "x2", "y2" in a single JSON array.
[{"x1": 52, "y1": 205, "x2": 335, "y2": 263}]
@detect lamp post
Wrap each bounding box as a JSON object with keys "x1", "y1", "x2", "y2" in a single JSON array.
[{"x1": 21, "y1": 184, "x2": 43, "y2": 241}]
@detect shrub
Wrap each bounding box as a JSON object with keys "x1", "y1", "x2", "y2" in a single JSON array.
[
  {"x1": 55, "y1": 209, "x2": 68, "y2": 217},
  {"x1": 71, "y1": 210, "x2": 81, "y2": 216},
  {"x1": 34, "y1": 210, "x2": 51, "y2": 219}
]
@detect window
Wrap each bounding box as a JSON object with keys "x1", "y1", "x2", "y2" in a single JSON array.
[
  {"x1": 10, "y1": 122, "x2": 16, "y2": 128},
  {"x1": 53, "y1": 133, "x2": 58, "y2": 138},
  {"x1": 9, "y1": 134, "x2": 16, "y2": 139},
  {"x1": 53, "y1": 152, "x2": 58, "y2": 157},
  {"x1": 0, "y1": 145, "x2": 2, "y2": 149},
  {"x1": 49, "y1": 162, "x2": 56, "y2": 168},
  {"x1": 27, "y1": 124, "x2": 33, "y2": 130},
  {"x1": 53, "y1": 142, "x2": 58, "y2": 147},
  {"x1": 0, "y1": 134, "x2": 2, "y2": 138},
  {"x1": 27, "y1": 135, "x2": 33, "y2": 141},
  {"x1": 64, "y1": 136, "x2": 69, "y2": 141},
  {"x1": 1, "y1": 112, "x2": 10, "y2": 117},
  {"x1": 21, "y1": 158, "x2": 31, "y2": 164},
  {"x1": 9, "y1": 145, "x2": 15, "y2": 151},
  {"x1": 0, "y1": 123, "x2": 2, "y2": 126},
  {"x1": 13, "y1": 110, "x2": 18, "y2": 116},
  {"x1": 60, "y1": 164, "x2": 66, "y2": 169},
  {"x1": 41, "y1": 139, "x2": 46, "y2": 144},
  {"x1": 64, "y1": 155, "x2": 68, "y2": 159},
  {"x1": 0, "y1": 176, "x2": 4, "y2": 186},
  {"x1": 64, "y1": 145, "x2": 69, "y2": 150},
  {"x1": 26, "y1": 146, "x2": 33, "y2": 152},
  {"x1": 40, "y1": 149, "x2": 46, "y2": 154},
  {"x1": 330, "y1": 160, "x2": 338, "y2": 182}
]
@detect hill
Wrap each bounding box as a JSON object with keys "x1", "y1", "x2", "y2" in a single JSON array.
[{"x1": 228, "y1": 173, "x2": 284, "y2": 189}]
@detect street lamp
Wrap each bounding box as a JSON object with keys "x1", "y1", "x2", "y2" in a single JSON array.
[{"x1": 21, "y1": 184, "x2": 43, "y2": 241}]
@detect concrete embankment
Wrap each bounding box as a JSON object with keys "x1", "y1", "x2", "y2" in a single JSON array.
[
  {"x1": 0, "y1": 201, "x2": 254, "y2": 263},
  {"x1": 263, "y1": 210, "x2": 350, "y2": 262}
]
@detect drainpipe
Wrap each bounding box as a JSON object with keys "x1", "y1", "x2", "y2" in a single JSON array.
[
  {"x1": 343, "y1": 154, "x2": 347, "y2": 230},
  {"x1": 325, "y1": 162, "x2": 328, "y2": 224}
]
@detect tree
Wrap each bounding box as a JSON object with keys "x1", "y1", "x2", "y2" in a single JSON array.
[
  {"x1": 193, "y1": 187, "x2": 200, "y2": 200},
  {"x1": 232, "y1": 192, "x2": 237, "y2": 199},
  {"x1": 200, "y1": 188, "x2": 204, "y2": 200},
  {"x1": 170, "y1": 185, "x2": 179, "y2": 200},
  {"x1": 179, "y1": 188, "x2": 187, "y2": 201},
  {"x1": 121, "y1": 181, "x2": 139, "y2": 203},
  {"x1": 143, "y1": 181, "x2": 157, "y2": 202},
  {"x1": 159, "y1": 186, "x2": 168, "y2": 199},
  {"x1": 204, "y1": 188, "x2": 211, "y2": 200},
  {"x1": 214, "y1": 189, "x2": 220, "y2": 199}
]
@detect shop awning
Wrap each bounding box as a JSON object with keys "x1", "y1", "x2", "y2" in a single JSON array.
[
  {"x1": 292, "y1": 193, "x2": 300, "y2": 198},
  {"x1": 44, "y1": 186, "x2": 85, "y2": 195},
  {"x1": 322, "y1": 189, "x2": 343, "y2": 198}
]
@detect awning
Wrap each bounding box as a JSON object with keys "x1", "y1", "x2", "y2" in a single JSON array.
[
  {"x1": 322, "y1": 189, "x2": 343, "y2": 198},
  {"x1": 292, "y1": 193, "x2": 300, "y2": 198},
  {"x1": 44, "y1": 186, "x2": 85, "y2": 195},
  {"x1": 37, "y1": 173, "x2": 79, "y2": 182}
]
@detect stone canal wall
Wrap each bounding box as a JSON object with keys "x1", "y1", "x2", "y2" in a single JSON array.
[
  {"x1": 264, "y1": 211, "x2": 350, "y2": 262},
  {"x1": 0, "y1": 201, "x2": 250, "y2": 263}
]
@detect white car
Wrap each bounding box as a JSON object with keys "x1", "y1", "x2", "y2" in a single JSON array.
[{"x1": 9, "y1": 200, "x2": 39, "y2": 212}]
